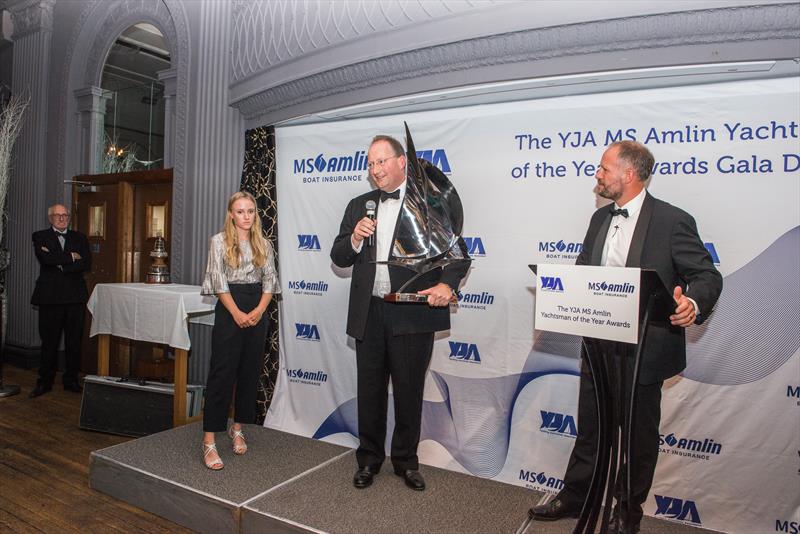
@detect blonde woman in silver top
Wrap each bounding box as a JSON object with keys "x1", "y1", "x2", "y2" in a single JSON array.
[{"x1": 200, "y1": 191, "x2": 280, "y2": 470}]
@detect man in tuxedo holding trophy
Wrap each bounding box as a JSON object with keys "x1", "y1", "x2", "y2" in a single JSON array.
[{"x1": 331, "y1": 130, "x2": 470, "y2": 491}]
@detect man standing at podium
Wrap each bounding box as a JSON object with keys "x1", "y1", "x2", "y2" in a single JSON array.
[{"x1": 529, "y1": 141, "x2": 722, "y2": 532}]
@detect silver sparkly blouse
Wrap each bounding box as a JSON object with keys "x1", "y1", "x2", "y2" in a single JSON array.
[{"x1": 201, "y1": 233, "x2": 281, "y2": 295}]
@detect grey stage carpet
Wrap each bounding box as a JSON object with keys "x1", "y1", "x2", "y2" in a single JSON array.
[{"x1": 90, "y1": 422, "x2": 719, "y2": 533}]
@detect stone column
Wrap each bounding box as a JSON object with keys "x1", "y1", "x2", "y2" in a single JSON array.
[
  {"x1": 5, "y1": 0, "x2": 56, "y2": 352},
  {"x1": 157, "y1": 67, "x2": 177, "y2": 169},
  {"x1": 74, "y1": 86, "x2": 111, "y2": 175}
]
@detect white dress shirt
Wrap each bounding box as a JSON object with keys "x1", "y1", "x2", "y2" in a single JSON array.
[
  {"x1": 351, "y1": 180, "x2": 407, "y2": 297},
  {"x1": 53, "y1": 226, "x2": 67, "y2": 250},
  {"x1": 601, "y1": 188, "x2": 647, "y2": 267}
]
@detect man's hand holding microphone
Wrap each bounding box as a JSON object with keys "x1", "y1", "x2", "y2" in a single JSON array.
[{"x1": 351, "y1": 199, "x2": 377, "y2": 249}]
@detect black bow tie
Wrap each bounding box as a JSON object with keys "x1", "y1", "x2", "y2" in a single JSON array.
[
  {"x1": 54, "y1": 229, "x2": 67, "y2": 236},
  {"x1": 380, "y1": 189, "x2": 400, "y2": 202},
  {"x1": 610, "y1": 207, "x2": 629, "y2": 218}
]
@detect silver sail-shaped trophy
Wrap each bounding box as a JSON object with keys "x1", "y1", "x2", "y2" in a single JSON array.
[{"x1": 381, "y1": 123, "x2": 472, "y2": 303}]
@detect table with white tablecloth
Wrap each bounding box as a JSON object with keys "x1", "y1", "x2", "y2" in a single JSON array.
[{"x1": 87, "y1": 283, "x2": 216, "y2": 426}]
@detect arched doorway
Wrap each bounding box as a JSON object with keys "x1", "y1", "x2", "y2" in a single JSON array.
[
  {"x1": 100, "y1": 22, "x2": 169, "y2": 173},
  {"x1": 72, "y1": 22, "x2": 174, "y2": 379}
]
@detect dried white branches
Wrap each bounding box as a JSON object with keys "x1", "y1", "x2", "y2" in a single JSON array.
[{"x1": 0, "y1": 93, "x2": 30, "y2": 249}]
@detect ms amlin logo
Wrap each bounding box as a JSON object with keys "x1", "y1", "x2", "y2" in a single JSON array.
[
  {"x1": 540, "y1": 410, "x2": 577, "y2": 438},
  {"x1": 454, "y1": 289, "x2": 495, "y2": 311},
  {"x1": 776, "y1": 518, "x2": 800, "y2": 533},
  {"x1": 539, "y1": 239, "x2": 583, "y2": 260},
  {"x1": 654, "y1": 495, "x2": 701, "y2": 525},
  {"x1": 285, "y1": 367, "x2": 328, "y2": 386},
  {"x1": 295, "y1": 323, "x2": 321, "y2": 341},
  {"x1": 292, "y1": 148, "x2": 451, "y2": 183},
  {"x1": 297, "y1": 234, "x2": 321, "y2": 251},
  {"x1": 288, "y1": 279, "x2": 329, "y2": 296},
  {"x1": 293, "y1": 150, "x2": 368, "y2": 184},
  {"x1": 518, "y1": 468, "x2": 564, "y2": 492},
  {"x1": 659, "y1": 432, "x2": 722, "y2": 461},
  {"x1": 587, "y1": 280, "x2": 635, "y2": 295},
  {"x1": 788, "y1": 384, "x2": 800, "y2": 406},
  {"x1": 448, "y1": 341, "x2": 481, "y2": 363}
]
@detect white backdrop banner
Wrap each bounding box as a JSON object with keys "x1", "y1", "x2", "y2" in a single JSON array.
[{"x1": 267, "y1": 77, "x2": 800, "y2": 534}]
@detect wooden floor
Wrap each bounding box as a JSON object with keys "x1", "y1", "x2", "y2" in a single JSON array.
[{"x1": 0, "y1": 365, "x2": 191, "y2": 533}]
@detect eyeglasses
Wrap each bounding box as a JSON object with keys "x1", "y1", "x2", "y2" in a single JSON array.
[
  {"x1": 51, "y1": 213, "x2": 70, "y2": 219},
  {"x1": 367, "y1": 155, "x2": 400, "y2": 170}
]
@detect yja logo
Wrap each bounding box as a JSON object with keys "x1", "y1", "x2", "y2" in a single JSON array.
[
  {"x1": 463, "y1": 237, "x2": 485, "y2": 257},
  {"x1": 704, "y1": 242, "x2": 721, "y2": 265},
  {"x1": 654, "y1": 495, "x2": 701, "y2": 525},
  {"x1": 539, "y1": 411, "x2": 577, "y2": 438},
  {"x1": 416, "y1": 148, "x2": 452, "y2": 173},
  {"x1": 295, "y1": 323, "x2": 320, "y2": 341},
  {"x1": 297, "y1": 234, "x2": 321, "y2": 251},
  {"x1": 448, "y1": 341, "x2": 481, "y2": 363},
  {"x1": 540, "y1": 276, "x2": 564, "y2": 292}
]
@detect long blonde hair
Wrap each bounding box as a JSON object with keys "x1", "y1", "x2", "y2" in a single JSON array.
[{"x1": 223, "y1": 191, "x2": 268, "y2": 269}]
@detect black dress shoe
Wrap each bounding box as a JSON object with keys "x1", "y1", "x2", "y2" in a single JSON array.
[
  {"x1": 63, "y1": 382, "x2": 83, "y2": 393},
  {"x1": 353, "y1": 466, "x2": 379, "y2": 489},
  {"x1": 28, "y1": 384, "x2": 52, "y2": 398},
  {"x1": 395, "y1": 469, "x2": 426, "y2": 491},
  {"x1": 608, "y1": 514, "x2": 641, "y2": 533},
  {"x1": 528, "y1": 498, "x2": 578, "y2": 521}
]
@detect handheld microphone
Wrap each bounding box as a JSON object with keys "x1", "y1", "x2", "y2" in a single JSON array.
[{"x1": 365, "y1": 200, "x2": 377, "y2": 247}]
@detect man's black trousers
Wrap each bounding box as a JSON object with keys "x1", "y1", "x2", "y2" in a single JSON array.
[
  {"x1": 557, "y1": 340, "x2": 663, "y2": 523},
  {"x1": 355, "y1": 297, "x2": 434, "y2": 472},
  {"x1": 37, "y1": 303, "x2": 84, "y2": 386}
]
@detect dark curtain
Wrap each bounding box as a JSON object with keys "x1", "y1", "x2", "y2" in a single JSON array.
[{"x1": 240, "y1": 125, "x2": 280, "y2": 423}]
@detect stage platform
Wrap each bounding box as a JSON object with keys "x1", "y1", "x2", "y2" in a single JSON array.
[{"x1": 89, "y1": 423, "x2": 714, "y2": 533}]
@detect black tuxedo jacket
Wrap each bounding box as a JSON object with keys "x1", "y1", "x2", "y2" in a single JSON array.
[
  {"x1": 31, "y1": 228, "x2": 92, "y2": 305},
  {"x1": 575, "y1": 192, "x2": 722, "y2": 384},
  {"x1": 331, "y1": 188, "x2": 469, "y2": 341}
]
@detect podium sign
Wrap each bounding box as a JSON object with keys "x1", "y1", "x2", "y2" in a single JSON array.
[{"x1": 534, "y1": 264, "x2": 641, "y2": 343}]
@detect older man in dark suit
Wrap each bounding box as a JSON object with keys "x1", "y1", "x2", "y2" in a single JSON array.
[
  {"x1": 529, "y1": 141, "x2": 722, "y2": 533},
  {"x1": 29, "y1": 204, "x2": 91, "y2": 398},
  {"x1": 331, "y1": 135, "x2": 469, "y2": 491}
]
